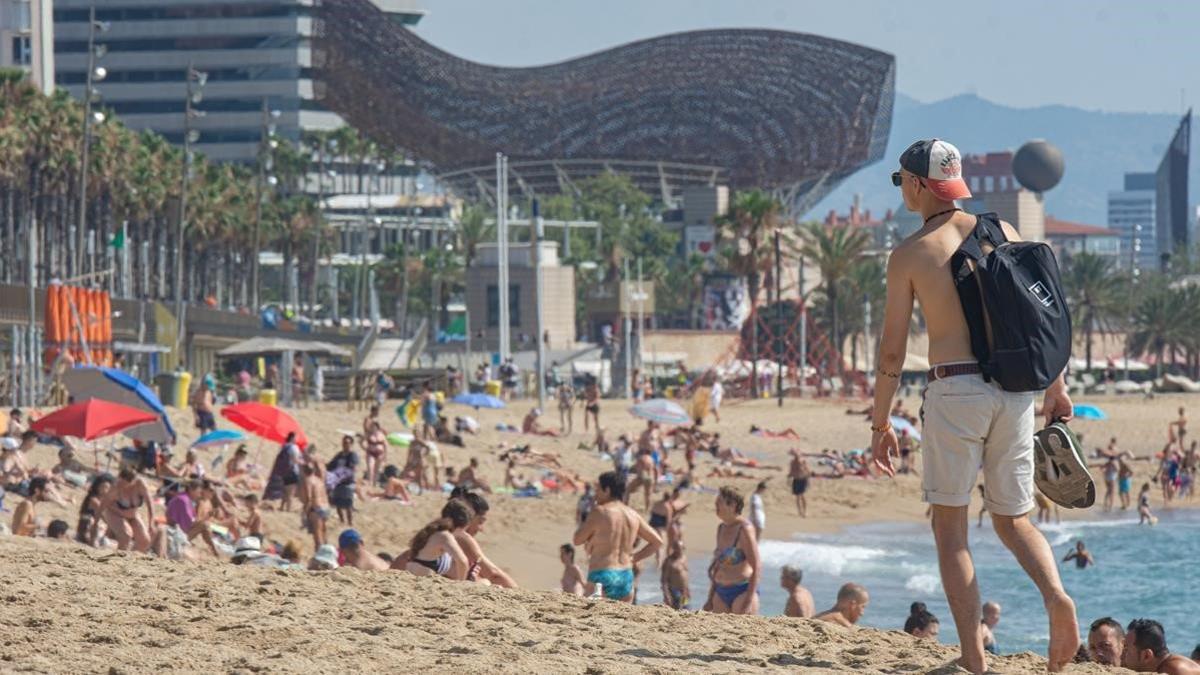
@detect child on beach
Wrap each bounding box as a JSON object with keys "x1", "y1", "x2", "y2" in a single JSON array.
[
  {"x1": 241, "y1": 494, "x2": 265, "y2": 541},
  {"x1": 559, "y1": 543, "x2": 585, "y2": 596},
  {"x1": 1138, "y1": 483, "x2": 1157, "y2": 525},
  {"x1": 661, "y1": 540, "x2": 690, "y2": 610}
]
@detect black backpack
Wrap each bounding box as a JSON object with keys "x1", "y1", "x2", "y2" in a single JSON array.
[{"x1": 951, "y1": 213, "x2": 1072, "y2": 392}]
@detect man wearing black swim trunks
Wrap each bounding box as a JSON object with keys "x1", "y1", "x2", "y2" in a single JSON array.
[{"x1": 788, "y1": 450, "x2": 810, "y2": 517}]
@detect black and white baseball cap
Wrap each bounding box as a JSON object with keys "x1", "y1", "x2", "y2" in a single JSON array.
[{"x1": 899, "y1": 139, "x2": 972, "y2": 201}]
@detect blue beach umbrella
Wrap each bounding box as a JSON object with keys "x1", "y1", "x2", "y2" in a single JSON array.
[
  {"x1": 1072, "y1": 404, "x2": 1108, "y2": 421},
  {"x1": 63, "y1": 366, "x2": 175, "y2": 444},
  {"x1": 192, "y1": 429, "x2": 247, "y2": 449},
  {"x1": 452, "y1": 392, "x2": 506, "y2": 409}
]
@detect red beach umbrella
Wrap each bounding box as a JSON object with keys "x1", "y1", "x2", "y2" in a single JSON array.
[
  {"x1": 30, "y1": 399, "x2": 159, "y2": 441},
  {"x1": 220, "y1": 402, "x2": 308, "y2": 448}
]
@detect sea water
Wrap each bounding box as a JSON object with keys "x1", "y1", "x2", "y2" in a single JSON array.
[{"x1": 636, "y1": 509, "x2": 1200, "y2": 655}]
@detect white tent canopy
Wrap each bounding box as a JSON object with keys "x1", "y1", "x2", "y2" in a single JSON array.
[{"x1": 217, "y1": 336, "x2": 352, "y2": 358}]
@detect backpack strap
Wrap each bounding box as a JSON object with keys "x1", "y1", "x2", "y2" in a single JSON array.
[{"x1": 956, "y1": 212, "x2": 1007, "y2": 261}]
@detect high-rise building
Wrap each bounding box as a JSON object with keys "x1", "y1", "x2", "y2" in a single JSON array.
[
  {"x1": 1, "y1": 0, "x2": 54, "y2": 93},
  {"x1": 52, "y1": 0, "x2": 423, "y2": 165},
  {"x1": 960, "y1": 151, "x2": 1045, "y2": 242},
  {"x1": 1155, "y1": 110, "x2": 1191, "y2": 267},
  {"x1": 1107, "y1": 172, "x2": 1157, "y2": 271}
]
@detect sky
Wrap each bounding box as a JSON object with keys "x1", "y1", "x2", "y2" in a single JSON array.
[{"x1": 412, "y1": 0, "x2": 1197, "y2": 114}]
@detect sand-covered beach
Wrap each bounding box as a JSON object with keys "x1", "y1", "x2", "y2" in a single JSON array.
[{"x1": 3, "y1": 390, "x2": 1189, "y2": 672}]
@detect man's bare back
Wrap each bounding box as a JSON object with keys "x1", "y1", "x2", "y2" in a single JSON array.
[
  {"x1": 583, "y1": 501, "x2": 639, "y2": 571},
  {"x1": 786, "y1": 586, "x2": 815, "y2": 618},
  {"x1": 814, "y1": 608, "x2": 854, "y2": 628},
  {"x1": 889, "y1": 211, "x2": 1023, "y2": 364}
]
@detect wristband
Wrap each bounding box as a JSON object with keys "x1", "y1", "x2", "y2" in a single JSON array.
[{"x1": 870, "y1": 422, "x2": 892, "y2": 433}]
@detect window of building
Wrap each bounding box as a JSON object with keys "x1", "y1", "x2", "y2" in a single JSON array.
[
  {"x1": 54, "y1": 5, "x2": 311, "y2": 23},
  {"x1": 984, "y1": 176, "x2": 994, "y2": 192},
  {"x1": 486, "y1": 284, "x2": 520, "y2": 328},
  {"x1": 56, "y1": 36, "x2": 303, "y2": 53},
  {"x1": 11, "y1": 36, "x2": 31, "y2": 66}
]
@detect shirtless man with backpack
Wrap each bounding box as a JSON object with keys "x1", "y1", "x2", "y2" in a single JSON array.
[{"x1": 870, "y1": 139, "x2": 1080, "y2": 673}]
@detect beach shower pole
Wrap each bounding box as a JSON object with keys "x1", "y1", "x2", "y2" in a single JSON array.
[
  {"x1": 624, "y1": 258, "x2": 632, "y2": 398},
  {"x1": 798, "y1": 255, "x2": 807, "y2": 396},
  {"x1": 532, "y1": 199, "x2": 546, "y2": 410},
  {"x1": 775, "y1": 230, "x2": 783, "y2": 407}
]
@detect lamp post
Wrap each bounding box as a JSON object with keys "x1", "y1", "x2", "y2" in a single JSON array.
[
  {"x1": 75, "y1": 7, "x2": 107, "y2": 278},
  {"x1": 1124, "y1": 224, "x2": 1142, "y2": 381},
  {"x1": 251, "y1": 100, "x2": 280, "y2": 313},
  {"x1": 174, "y1": 64, "x2": 206, "y2": 352}
]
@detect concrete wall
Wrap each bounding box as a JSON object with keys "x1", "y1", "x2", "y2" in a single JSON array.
[
  {"x1": 465, "y1": 265, "x2": 576, "y2": 352},
  {"x1": 641, "y1": 329, "x2": 739, "y2": 369}
]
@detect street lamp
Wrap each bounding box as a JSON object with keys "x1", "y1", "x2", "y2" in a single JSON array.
[
  {"x1": 251, "y1": 101, "x2": 281, "y2": 312},
  {"x1": 174, "y1": 64, "x2": 206, "y2": 351},
  {"x1": 76, "y1": 7, "x2": 108, "y2": 277},
  {"x1": 1124, "y1": 224, "x2": 1142, "y2": 381}
]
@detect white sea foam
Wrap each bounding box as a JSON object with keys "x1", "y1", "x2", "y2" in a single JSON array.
[
  {"x1": 758, "y1": 539, "x2": 894, "y2": 576},
  {"x1": 904, "y1": 573, "x2": 942, "y2": 594}
]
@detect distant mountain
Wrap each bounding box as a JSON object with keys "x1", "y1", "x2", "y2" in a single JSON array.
[{"x1": 811, "y1": 93, "x2": 1198, "y2": 226}]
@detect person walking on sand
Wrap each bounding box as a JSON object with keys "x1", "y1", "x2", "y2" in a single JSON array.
[
  {"x1": 815, "y1": 583, "x2": 870, "y2": 627},
  {"x1": 781, "y1": 565, "x2": 815, "y2": 618},
  {"x1": 300, "y1": 463, "x2": 330, "y2": 549},
  {"x1": 788, "y1": 450, "x2": 811, "y2": 517},
  {"x1": 572, "y1": 471, "x2": 663, "y2": 602},
  {"x1": 582, "y1": 377, "x2": 601, "y2": 433},
  {"x1": 703, "y1": 486, "x2": 761, "y2": 615},
  {"x1": 749, "y1": 480, "x2": 767, "y2": 539},
  {"x1": 557, "y1": 380, "x2": 576, "y2": 435},
  {"x1": 869, "y1": 138, "x2": 1079, "y2": 673}
]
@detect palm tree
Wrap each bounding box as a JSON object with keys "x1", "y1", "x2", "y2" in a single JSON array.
[
  {"x1": 1062, "y1": 252, "x2": 1122, "y2": 371},
  {"x1": 797, "y1": 222, "x2": 873, "y2": 377},
  {"x1": 717, "y1": 190, "x2": 782, "y2": 396},
  {"x1": 1127, "y1": 281, "x2": 1192, "y2": 377}
]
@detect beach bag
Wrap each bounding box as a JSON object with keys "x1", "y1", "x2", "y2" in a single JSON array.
[{"x1": 951, "y1": 213, "x2": 1072, "y2": 392}]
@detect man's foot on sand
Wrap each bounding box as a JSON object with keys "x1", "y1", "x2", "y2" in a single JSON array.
[{"x1": 1046, "y1": 593, "x2": 1080, "y2": 672}]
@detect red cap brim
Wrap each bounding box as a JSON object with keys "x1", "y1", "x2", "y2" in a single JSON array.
[{"x1": 927, "y1": 178, "x2": 972, "y2": 201}]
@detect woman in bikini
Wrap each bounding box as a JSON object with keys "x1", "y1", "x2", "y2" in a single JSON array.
[
  {"x1": 100, "y1": 465, "x2": 155, "y2": 552},
  {"x1": 76, "y1": 473, "x2": 114, "y2": 546},
  {"x1": 649, "y1": 491, "x2": 674, "y2": 564},
  {"x1": 704, "y1": 486, "x2": 760, "y2": 615},
  {"x1": 361, "y1": 420, "x2": 387, "y2": 488},
  {"x1": 403, "y1": 499, "x2": 471, "y2": 579}
]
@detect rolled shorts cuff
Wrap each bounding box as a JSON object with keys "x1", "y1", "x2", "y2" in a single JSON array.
[
  {"x1": 984, "y1": 498, "x2": 1036, "y2": 517},
  {"x1": 922, "y1": 490, "x2": 971, "y2": 508}
]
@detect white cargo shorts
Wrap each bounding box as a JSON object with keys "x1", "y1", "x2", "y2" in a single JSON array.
[{"x1": 920, "y1": 371, "x2": 1036, "y2": 516}]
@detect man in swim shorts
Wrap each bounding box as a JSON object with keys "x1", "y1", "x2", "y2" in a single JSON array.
[
  {"x1": 870, "y1": 139, "x2": 1078, "y2": 672},
  {"x1": 573, "y1": 470, "x2": 661, "y2": 602},
  {"x1": 787, "y1": 450, "x2": 810, "y2": 517}
]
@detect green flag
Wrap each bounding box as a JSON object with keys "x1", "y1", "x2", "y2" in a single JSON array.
[{"x1": 109, "y1": 229, "x2": 125, "y2": 249}]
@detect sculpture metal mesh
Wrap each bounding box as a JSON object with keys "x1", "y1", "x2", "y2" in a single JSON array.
[{"x1": 312, "y1": 0, "x2": 895, "y2": 204}]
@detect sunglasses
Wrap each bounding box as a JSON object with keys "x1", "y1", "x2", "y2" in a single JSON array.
[{"x1": 891, "y1": 171, "x2": 903, "y2": 187}]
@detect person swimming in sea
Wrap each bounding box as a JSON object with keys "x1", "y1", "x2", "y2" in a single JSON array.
[{"x1": 1062, "y1": 540, "x2": 1095, "y2": 568}]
